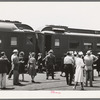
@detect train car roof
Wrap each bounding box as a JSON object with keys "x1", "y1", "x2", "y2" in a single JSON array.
[
  {"x1": 41, "y1": 31, "x2": 55, "y2": 34},
  {"x1": 40, "y1": 25, "x2": 68, "y2": 32},
  {"x1": 0, "y1": 22, "x2": 18, "y2": 32},
  {"x1": 0, "y1": 21, "x2": 34, "y2": 33},
  {"x1": 64, "y1": 32, "x2": 100, "y2": 37},
  {"x1": 40, "y1": 25, "x2": 100, "y2": 35},
  {"x1": 41, "y1": 29, "x2": 100, "y2": 37}
]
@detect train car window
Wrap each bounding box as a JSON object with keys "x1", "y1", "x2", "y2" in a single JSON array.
[
  {"x1": 55, "y1": 39, "x2": 60, "y2": 46},
  {"x1": 84, "y1": 43, "x2": 92, "y2": 50},
  {"x1": 69, "y1": 42, "x2": 79, "y2": 49},
  {"x1": 11, "y1": 37, "x2": 17, "y2": 46},
  {"x1": 96, "y1": 43, "x2": 100, "y2": 49},
  {"x1": 26, "y1": 36, "x2": 33, "y2": 45}
]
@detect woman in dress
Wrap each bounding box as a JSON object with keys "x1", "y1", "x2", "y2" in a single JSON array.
[
  {"x1": 28, "y1": 52, "x2": 37, "y2": 83},
  {"x1": 19, "y1": 51, "x2": 25, "y2": 81},
  {"x1": 73, "y1": 52, "x2": 85, "y2": 90}
]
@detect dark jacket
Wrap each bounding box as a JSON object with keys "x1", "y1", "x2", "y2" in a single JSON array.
[
  {"x1": 46, "y1": 54, "x2": 55, "y2": 66},
  {"x1": 0, "y1": 57, "x2": 8, "y2": 73}
]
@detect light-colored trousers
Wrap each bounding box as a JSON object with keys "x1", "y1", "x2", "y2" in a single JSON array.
[
  {"x1": 86, "y1": 70, "x2": 93, "y2": 86},
  {"x1": 0, "y1": 73, "x2": 6, "y2": 88}
]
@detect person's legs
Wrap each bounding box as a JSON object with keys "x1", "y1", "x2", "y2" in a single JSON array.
[
  {"x1": 89, "y1": 70, "x2": 93, "y2": 87},
  {"x1": 2, "y1": 73, "x2": 6, "y2": 88},
  {"x1": 40, "y1": 65, "x2": 43, "y2": 73},
  {"x1": 31, "y1": 75, "x2": 35, "y2": 82},
  {"x1": 65, "y1": 65, "x2": 69, "y2": 85},
  {"x1": 81, "y1": 82, "x2": 84, "y2": 90},
  {"x1": 0, "y1": 74, "x2": 2, "y2": 88},
  {"x1": 46, "y1": 69, "x2": 49, "y2": 79},
  {"x1": 85, "y1": 70, "x2": 89, "y2": 86},
  {"x1": 69, "y1": 65, "x2": 73, "y2": 85},
  {"x1": 73, "y1": 82, "x2": 78, "y2": 89},
  {"x1": 46, "y1": 65, "x2": 50, "y2": 79},
  {"x1": 51, "y1": 66, "x2": 54, "y2": 79},
  {"x1": 65, "y1": 72, "x2": 69, "y2": 85},
  {"x1": 22, "y1": 74, "x2": 24, "y2": 81},
  {"x1": 92, "y1": 69, "x2": 94, "y2": 81},
  {"x1": 60, "y1": 65, "x2": 64, "y2": 76},
  {"x1": 16, "y1": 71, "x2": 19, "y2": 84},
  {"x1": 13, "y1": 70, "x2": 19, "y2": 85}
]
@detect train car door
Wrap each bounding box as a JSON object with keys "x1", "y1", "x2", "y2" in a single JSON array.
[{"x1": 44, "y1": 34, "x2": 52, "y2": 53}]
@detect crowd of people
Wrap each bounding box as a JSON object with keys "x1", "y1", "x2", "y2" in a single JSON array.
[
  {"x1": 62, "y1": 50, "x2": 98, "y2": 90},
  {"x1": 0, "y1": 49, "x2": 56, "y2": 89},
  {"x1": 0, "y1": 48, "x2": 100, "y2": 90}
]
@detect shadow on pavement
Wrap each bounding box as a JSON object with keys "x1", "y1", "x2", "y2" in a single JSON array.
[
  {"x1": 14, "y1": 84, "x2": 26, "y2": 86},
  {"x1": 42, "y1": 79, "x2": 65, "y2": 84},
  {"x1": 34, "y1": 82, "x2": 41, "y2": 84},
  {"x1": 34, "y1": 85, "x2": 68, "y2": 90},
  {"x1": 19, "y1": 80, "x2": 29, "y2": 82},
  {"x1": 25, "y1": 82, "x2": 41, "y2": 85},
  {"x1": 0, "y1": 87, "x2": 15, "y2": 90},
  {"x1": 91, "y1": 86, "x2": 100, "y2": 88},
  {"x1": 48, "y1": 78, "x2": 60, "y2": 80}
]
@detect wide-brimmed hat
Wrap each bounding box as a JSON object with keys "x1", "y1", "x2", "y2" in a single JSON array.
[
  {"x1": 13, "y1": 49, "x2": 18, "y2": 53},
  {"x1": 86, "y1": 50, "x2": 91, "y2": 55},
  {"x1": 38, "y1": 53, "x2": 42, "y2": 55},
  {"x1": 48, "y1": 49, "x2": 53, "y2": 53},
  {"x1": 97, "y1": 52, "x2": 100, "y2": 55},
  {"x1": 67, "y1": 51, "x2": 71, "y2": 55},
  {"x1": 1, "y1": 52, "x2": 5, "y2": 56},
  {"x1": 78, "y1": 51, "x2": 83, "y2": 56},
  {"x1": 74, "y1": 51, "x2": 77, "y2": 55}
]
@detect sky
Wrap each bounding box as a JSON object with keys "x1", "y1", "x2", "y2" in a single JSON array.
[{"x1": 0, "y1": 2, "x2": 100, "y2": 31}]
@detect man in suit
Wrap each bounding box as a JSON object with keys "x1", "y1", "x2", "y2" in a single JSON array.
[{"x1": 8, "y1": 49, "x2": 18, "y2": 79}]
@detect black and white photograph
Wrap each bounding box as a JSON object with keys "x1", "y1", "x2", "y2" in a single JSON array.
[{"x1": 0, "y1": 1, "x2": 100, "y2": 98}]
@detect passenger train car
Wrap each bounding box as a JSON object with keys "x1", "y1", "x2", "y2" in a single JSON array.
[
  {"x1": 1, "y1": 20, "x2": 100, "y2": 71},
  {"x1": 36, "y1": 25, "x2": 100, "y2": 70},
  {"x1": 0, "y1": 20, "x2": 36, "y2": 62}
]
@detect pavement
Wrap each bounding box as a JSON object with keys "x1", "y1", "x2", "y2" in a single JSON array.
[{"x1": 2, "y1": 69, "x2": 100, "y2": 91}]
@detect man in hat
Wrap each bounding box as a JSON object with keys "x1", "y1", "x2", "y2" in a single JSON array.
[
  {"x1": 8, "y1": 49, "x2": 18, "y2": 79},
  {"x1": 12, "y1": 49, "x2": 21, "y2": 85},
  {"x1": 84, "y1": 50, "x2": 98, "y2": 87},
  {"x1": 45, "y1": 49, "x2": 55, "y2": 79},
  {"x1": 64, "y1": 51, "x2": 74, "y2": 85}
]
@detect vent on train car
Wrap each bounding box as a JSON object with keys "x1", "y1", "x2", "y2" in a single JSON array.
[{"x1": 52, "y1": 27, "x2": 65, "y2": 33}]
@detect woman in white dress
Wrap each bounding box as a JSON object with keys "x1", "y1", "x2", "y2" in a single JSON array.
[{"x1": 73, "y1": 52, "x2": 85, "y2": 90}]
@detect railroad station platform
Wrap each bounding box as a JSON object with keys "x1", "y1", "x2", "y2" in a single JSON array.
[{"x1": 3, "y1": 70, "x2": 100, "y2": 91}]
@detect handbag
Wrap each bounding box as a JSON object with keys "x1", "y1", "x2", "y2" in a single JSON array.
[{"x1": 24, "y1": 65, "x2": 29, "y2": 73}]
